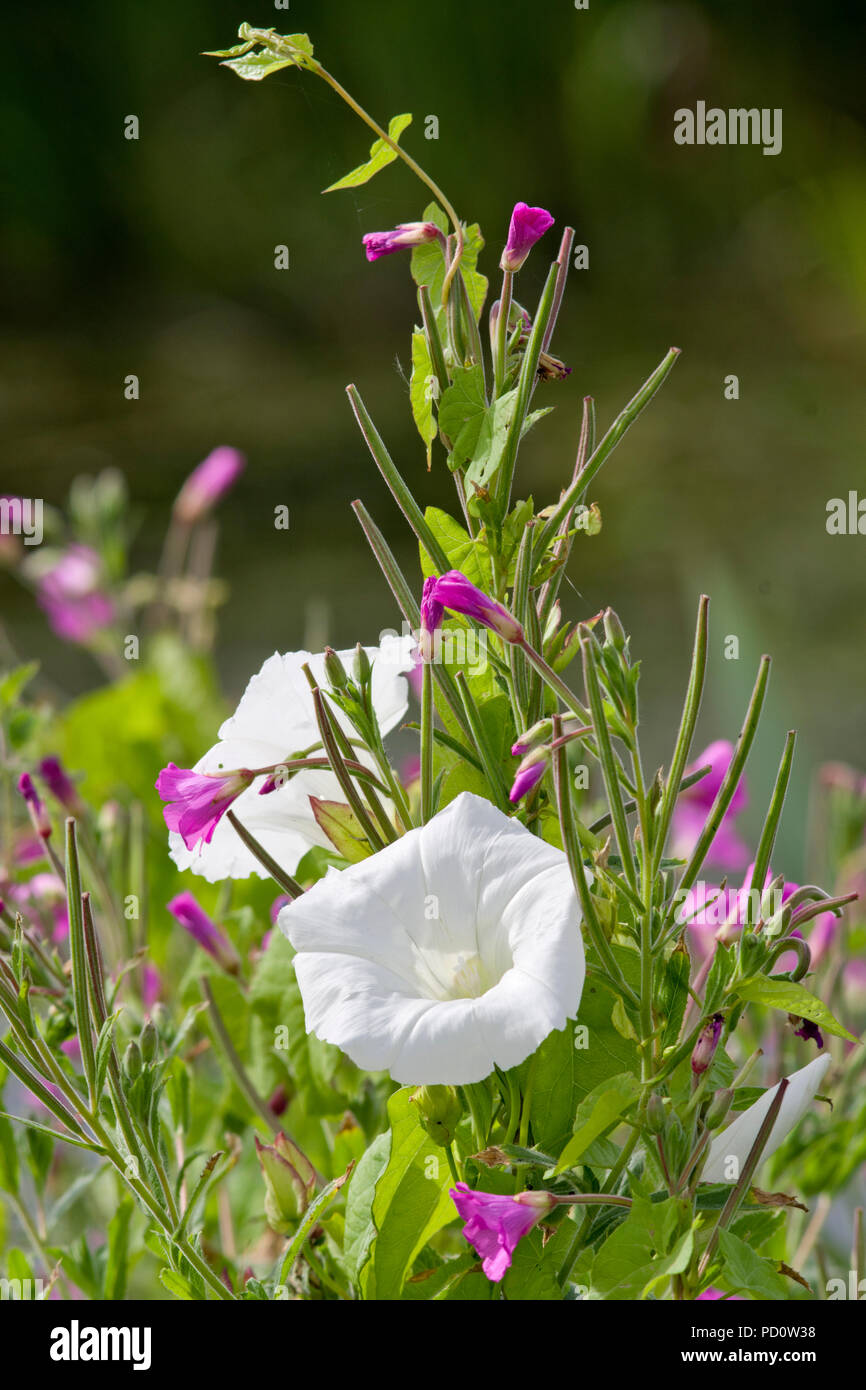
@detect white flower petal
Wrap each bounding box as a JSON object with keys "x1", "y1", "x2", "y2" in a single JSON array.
[
  {"x1": 279, "y1": 792, "x2": 586, "y2": 1085},
  {"x1": 702, "y1": 1054, "x2": 831, "y2": 1183},
  {"x1": 167, "y1": 638, "x2": 415, "y2": 881}
]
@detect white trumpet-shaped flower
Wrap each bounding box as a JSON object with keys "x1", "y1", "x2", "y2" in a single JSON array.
[
  {"x1": 278, "y1": 792, "x2": 586, "y2": 1085},
  {"x1": 169, "y1": 634, "x2": 416, "y2": 882},
  {"x1": 702, "y1": 1054, "x2": 831, "y2": 1183}
]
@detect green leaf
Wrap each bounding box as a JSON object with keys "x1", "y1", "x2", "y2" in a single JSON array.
[
  {"x1": 411, "y1": 208, "x2": 488, "y2": 322},
  {"x1": 278, "y1": 1166, "x2": 353, "y2": 1285},
  {"x1": 361, "y1": 1088, "x2": 457, "y2": 1299},
  {"x1": 716, "y1": 1228, "x2": 789, "y2": 1299},
  {"x1": 590, "y1": 1195, "x2": 691, "y2": 1300},
  {"x1": 0, "y1": 1116, "x2": 19, "y2": 1195},
  {"x1": 158, "y1": 1267, "x2": 196, "y2": 1300},
  {"x1": 103, "y1": 1197, "x2": 133, "y2": 1300},
  {"x1": 309, "y1": 798, "x2": 372, "y2": 863},
  {"x1": 658, "y1": 940, "x2": 691, "y2": 1052},
  {"x1": 437, "y1": 365, "x2": 487, "y2": 470},
  {"x1": 553, "y1": 1073, "x2": 640, "y2": 1174},
  {"x1": 419, "y1": 507, "x2": 484, "y2": 585},
  {"x1": 249, "y1": 934, "x2": 346, "y2": 1112},
  {"x1": 410, "y1": 332, "x2": 438, "y2": 462},
  {"x1": 324, "y1": 113, "x2": 412, "y2": 192},
  {"x1": 734, "y1": 975, "x2": 858, "y2": 1042},
  {"x1": 215, "y1": 31, "x2": 315, "y2": 80},
  {"x1": 343, "y1": 1131, "x2": 391, "y2": 1286},
  {"x1": 502, "y1": 1224, "x2": 572, "y2": 1301},
  {"x1": 0, "y1": 662, "x2": 39, "y2": 712}
]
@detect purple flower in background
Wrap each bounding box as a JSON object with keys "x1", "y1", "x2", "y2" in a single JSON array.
[
  {"x1": 38, "y1": 756, "x2": 83, "y2": 814},
  {"x1": 697, "y1": 1288, "x2": 744, "y2": 1301},
  {"x1": 18, "y1": 772, "x2": 52, "y2": 839},
  {"x1": 156, "y1": 763, "x2": 254, "y2": 851},
  {"x1": 672, "y1": 739, "x2": 749, "y2": 871},
  {"x1": 362, "y1": 221, "x2": 439, "y2": 262},
  {"x1": 173, "y1": 447, "x2": 245, "y2": 525},
  {"x1": 451, "y1": 1183, "x2": 555, "y2": 1282},
  {"x1": 509, "y1": 750, "x2": 548, "y2": 804},
  {"x1": 500, "y1": 202, "x2": 555, "y2": 273},
  {"x1": 36, "y1": 545, "x2": 114, "y2": 645},
  {"x1": 420, "y1": 571, "x2": 523, "y2": 659},
  {"x1": 167, "y1": 891, "x2": 239, "y2": 973},
  {"x1": 142, "y1": 963, "x2": 162, "y2": 1011}
]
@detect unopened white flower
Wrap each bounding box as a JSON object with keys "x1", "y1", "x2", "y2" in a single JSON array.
[
  {"x1": 169, "y1": 634, "x2": 415, "y2": 882},
  {"x1": 278, "y1": 792, "x2": 586, "y2": 1085},
  {"x1": 702, "y1": 1054, "x2": 831, "y2": 1183}
]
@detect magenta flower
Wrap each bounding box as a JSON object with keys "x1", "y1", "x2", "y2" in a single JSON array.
[
  {"x1": 36, "y1": 545, "x2": 114, "y2": 644},
  {"x1": 142, "y1": 963, "x2": 162, "y2": 1012},
  {"x1": 38, "y1": 756, "x2": 83, "y2": 814},
  {"x1": 500, "y1": 203, "x2": 555, "y2": 273},
  {"x1": 362, "y1": 221, "x2": 439, "y2": 263},
  {"x1": 451, "y1": 1183, "x2": 555, "y2": 1282},
  {"x1": 420, "y1": 571, "x2": 523, "y2": 660},
  {"x1": 509, "y1": 750, "x2": 547, "y2": 804},
  {"x1": 174, "y1": 447, "x2": 245, "y2": 525},
  {"x1": 156, "y1": 763, "x2": 254, "y2": 851},
  {"x1": 672, "y1": 739, "x2": 749, "y2": 871},
  {"x1": 167, "y1": 891, "x2": 239, "y2": 973},
  {"x1": 18, "y1": 772, "x2": 51, "y2": 839},
  {"x1": 697, "y1": 1288, "x2": 744, "y2": 1301}
]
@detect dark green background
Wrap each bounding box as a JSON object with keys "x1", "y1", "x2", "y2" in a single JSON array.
[{"x1": 2, "y1": 0, "x2": 865, "y2": 873}]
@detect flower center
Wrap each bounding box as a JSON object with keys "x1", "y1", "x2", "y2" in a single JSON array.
[{"x1": 447, "y1": 951, "x2": 491, "y2": 999}]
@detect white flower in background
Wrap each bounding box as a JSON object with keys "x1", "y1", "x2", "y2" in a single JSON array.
[
  {"x1": 278, "y1": 792, "x2": 586, "y2": 1085},
  {"x1": 702, "y1": 1054, "x2": 831, "y2": 1183},
  {"x1": 168, "y1": 634, "x2": 415, "y2": 882}
]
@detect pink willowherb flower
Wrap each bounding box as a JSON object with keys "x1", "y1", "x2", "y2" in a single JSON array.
[
  {"x1": 509, "y1": 749, "x2": 547, "y2": 804},
  {"x1": 18, "y1": 772, "x2": 51, "y2": 839},
  {"x1": 451, "y1": 1183, "x2": 555, "y2": 1282},
  {"x1": 156, "y1": 763, "x2": 254, "y2": 851},
  {"x1": 362, "y1": 222, "x2": 439, "y2": 262},
  {"x1": 38, "y1": 756, "x2": 83, "y2": 814},
  {"x1": 420, "y1": 571, "x2": 523, "y2": 660},
  {"x1": 672, "y1": 739, "x2": 749, "y2": 871},
  {"x1": 173, "y1": 447, "x2": 245, "y2": 525},
  {"x1": 500, "y1": 203, "x2": 555, "y2": 273},
  {"x1": 167, "y1": 891, "x2": 239, "y2": 973},
  {"x1": 36, "y1": 545, "x2": 114, "y2": 645}
]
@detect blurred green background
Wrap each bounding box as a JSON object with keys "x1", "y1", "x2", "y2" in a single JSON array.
[{"x1": 2, "y1": 0, "x2": 865, "y2": 875}]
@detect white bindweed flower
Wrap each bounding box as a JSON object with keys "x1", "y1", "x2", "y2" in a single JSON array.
[
  {"x1": 277, "y1": 792, "x2": 586, "y2": 1085},
  {"x1": 702, "y1": 1054, "x2": 831, "y2": 1183},
  {"x1": 168, "y1": 634, "x2": 416, "y2": 882}
]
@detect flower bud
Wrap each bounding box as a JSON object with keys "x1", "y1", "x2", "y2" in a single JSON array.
[
  {"x1": 324, "y1": 646, "x2": 350, "y2": 690},
  {"x1": 124, "y1": 1040, "x2": 143, "y2": 1080},
  {"x1": 410, "y1": 1084, "x2": 463, "y2": 1147},
  {"x1": 17, "y1": 773, "x2": 52, "y2": 840},
  {"x1": 691, "y1": 1013, "x2": 724, "y2": 1076},
  {"x1": 646, "y1": 1094, "x2": 667, "y2": 1133},
  {"x1": 255, "y1": 1132, "x2": 316, "y2": 1232},
  {"x1": 140, "y1": 1019, "x2": 159, "y2": 1064},
  {"x1": 603, "y1": 608, "x2": 628, "y2": 653},
  {"x1": 704, "y1": 1087, "x2": 734, "y2": 1132},
  {"x1": 353, "y1": 642, "x2": 372, "y2": 686}
]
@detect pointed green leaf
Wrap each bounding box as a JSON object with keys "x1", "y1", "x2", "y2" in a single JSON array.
[
  {"x1": 734, "y1": 975, "x2": 858, "y2": 1042},
  {"x1": 324, "y1": 113, "x2": 412, "y2": 192}
]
